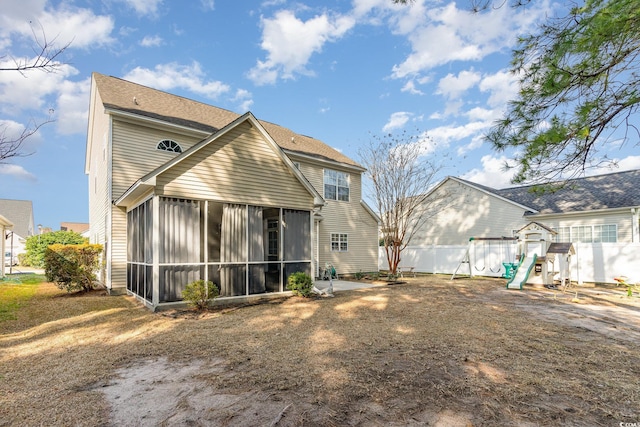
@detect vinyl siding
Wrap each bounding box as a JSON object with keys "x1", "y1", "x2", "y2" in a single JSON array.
[
  {"x1": 530, "y1": 211, "x2": 634, "y2": 242},
  {"x1": 413, "y1": 179, "x2": 528, "y2": 246},
  {"x1": 295, "y1": 158, "x2": 379, "y2": 274},
  {"x1": 86, "y1": 87, "x2": 111, "y2": 286},
  {"x1": 156, "y1": 122, "x2": 314, "y2": 210},
  {"x1": 111, "y1": 120, "x2": 202, "y2": 199},
  {"x1": 111, "y1": 205, "x2": 127, "y2": 288}
]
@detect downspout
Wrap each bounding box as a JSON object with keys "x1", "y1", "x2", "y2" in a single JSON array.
[{"x1": 632, "y1": 208, "x2": 639, "y2": 243}]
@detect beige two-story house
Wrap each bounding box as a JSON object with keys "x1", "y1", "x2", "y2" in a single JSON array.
[{"x1": 85, "y1": 73, "x2": 378, "y2": 309}]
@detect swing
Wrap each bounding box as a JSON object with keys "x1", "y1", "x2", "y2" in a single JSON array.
[
  {"x1": 474, "y1": 241, "x2": 486, "y2": 271},
  {"x1": 489, "y1": 241, "x2": 502, "y2": 273}
]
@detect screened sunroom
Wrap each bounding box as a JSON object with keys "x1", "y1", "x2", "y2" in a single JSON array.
[{"x1": 126, "y1": 196, "x2": 312, "y2": 308}]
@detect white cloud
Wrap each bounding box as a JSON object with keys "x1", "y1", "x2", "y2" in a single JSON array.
[
  {"x1": 436, "y1": 69, "x2": 481, "y2": 99},
  {"x1": 0, "y1": 3, "x2": 114, "y2": 49},
  {"x1": 478, "y1": 69, "x2": 518, "y2": 108},
  {"x1": 124, "y1": 62, "x2": 231, "y2": 99},
  {"x1": 247, "y1": 10, "x2": 356, "y2": 85},
  {"x1": 0, "y1": 164, "x2": 37, "y2": 182},
  {"x1": 117, "y1": 0, "x2": 163, "y2": 17},
  {"x1": 616, "y1": 155, "x2": 640, "y2": 171},
  {"x1": 140, "y1": 35, "x2": 163, "y2": 47},
  {"x1": 0, "y1": 58, "x2": 78, "y2": 114},
  {"x1": 390, "y1": 1, "x2": 550, "y2": 79},
  {"x1": 233, "y1": 89, "x2": 254, "y2": 112},
  {"x1": 200, "y1": 0, "x2": 215, "y2": 11},
  {"x1": 428, "y1": 121, "x2": 491, "y2": 148},
  {"x1": 401, "y1": 80, "x2": 424, "y2": 95},
  {"x1": 461, "y1": 155, "x2": 516, "y2": 189},
  {"x1": 56, "y1": 77, "x2": 91, "y2": 135},
  {"x1": 383, "y1": 112, "x2": 413, "y2": 132}
]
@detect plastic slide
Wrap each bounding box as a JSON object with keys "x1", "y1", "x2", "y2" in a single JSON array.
[{"x1": 506, "y1": 254, "x2": 537, "y2": 290}]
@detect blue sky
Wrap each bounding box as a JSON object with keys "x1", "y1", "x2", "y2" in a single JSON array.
[{"x1": 1, "y1": 0, "x2": 639, "y2": 230}]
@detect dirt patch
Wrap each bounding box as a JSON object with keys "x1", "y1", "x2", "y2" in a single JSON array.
[{"x1": 1, "y1": 277, "x2": 639, "y2": 426}]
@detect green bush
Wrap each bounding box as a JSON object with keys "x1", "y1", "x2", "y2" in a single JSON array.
[
  {"x1": 182, "y1": 280, "x2": 219, "y2": 309},
  {"x1": 44, "y1": 244, "x2": 103, "y2": 292},
  {"x1": 17, "y1": 253, "x2": 27, "y2": 266},
  {"x1": 286, "y1": 272, "x2": 313, "y2": 297},
  {"x1": 25, "y1": 231, "x2": 87, "y2": 268}
]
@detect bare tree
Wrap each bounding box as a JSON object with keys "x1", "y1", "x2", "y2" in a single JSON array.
[
  {"x1": 0, "y1": 23, "x2": 71, "y2": 74},
  {"x1": 359, "y1": 131, "x2": 449, "y2": 276},
  {"x1": 0, "y1": 24, "x2": 69, "y2": 162}
]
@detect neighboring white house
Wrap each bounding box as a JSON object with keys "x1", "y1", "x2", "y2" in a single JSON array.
[
  {"x1": 1, "y1": 214, "x2": 13, "y2": 278},
  {"x1": 398, "y1": 171, "x2": 640, "y2": 284},
  {"x1": 85, "y1": 73, "x2": 379, "y2": 309},
  {"x1": 0, "y1": 199, "x2": 35, "y2": 261},
  {"x1": 414, "y1": 171, "x2": 640, "y2": 245}
]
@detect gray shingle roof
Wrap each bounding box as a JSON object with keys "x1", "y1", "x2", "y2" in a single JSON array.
[
  {"x1": 0, "y1": 199, "x2": 34, "y2": 238},
  {"x1": 93, "y1": 73, "x2": 361, "y2": 168},
  {"x1": 465, "y1": 169, "x2": 640, "y2": 214}
]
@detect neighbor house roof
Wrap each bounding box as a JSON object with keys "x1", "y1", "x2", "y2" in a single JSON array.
[
  {"x1": 60, "y1": 222, "x2": 90, "y2": 233},
  {"x1": 0, "y1": 199, "x2": 35, "y2": 238},
  {"x1": 92, "y1": 73, "x2": 361, "y2": 169},
  {"x1": 459, "y1": 169, "x2": 640, "y2": 215},
  {"x1": 494, "y1": 169, "x2": 640, "y2": 214}
]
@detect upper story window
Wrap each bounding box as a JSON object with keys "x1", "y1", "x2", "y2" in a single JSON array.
[
  {"x1": 156, "y1": 139, "x2": 183, "y2": 153},
  {"x1": 324, "y1": 169, "x2": 349, "y2": 201}
]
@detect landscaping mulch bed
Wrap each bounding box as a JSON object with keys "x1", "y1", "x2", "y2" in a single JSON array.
[{"x1": 1, "y1": 276, "x2": 639, "y2": 426}]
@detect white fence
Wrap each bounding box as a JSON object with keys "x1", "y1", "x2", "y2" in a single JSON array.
[{"x1": 379, "y1": 242, "x2": 640, "y2": 284}]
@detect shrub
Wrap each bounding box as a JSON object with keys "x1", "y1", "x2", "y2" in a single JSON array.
[
  {"x1": 286, "y1": 272, "x2": 313, "y2": 297},
  {"x1": 25, "y1": 230, "x2": 87, "y2": 268},
  {"x1": 182, "y1": 280, "x2": 219, "y2": 310},
  {"x1": 44, "y1": 244, "x2": 103, "y2": 292}
]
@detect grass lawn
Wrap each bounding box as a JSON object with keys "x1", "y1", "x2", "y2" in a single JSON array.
[
  {"x1": 0, "y1": 274, "x2": 45, "y2": 321},
  {"x1": 1, "y1": 276, "x2": 639, "y2": 426}
]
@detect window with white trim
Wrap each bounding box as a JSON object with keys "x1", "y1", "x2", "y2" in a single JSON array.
[
  {"x1": 556, "y1": 224, "x2": 617, "y2": 243},
  {"x1": 156, "y1": 139, "x2": 183, "y2": 153},
  {"x1": 593, "y1": 224, "x2": 617, "y2": 242},
  {"x1": 324, "y1": 169, "x2": 349, "y2": 201},
  {"x1": 331, "y1": 233, "x2": 348, "y2": 252}
]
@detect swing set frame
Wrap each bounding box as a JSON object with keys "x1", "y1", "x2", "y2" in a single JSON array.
[{"x1": 451, "y1": 236, "x2": 518, "y2": 280}]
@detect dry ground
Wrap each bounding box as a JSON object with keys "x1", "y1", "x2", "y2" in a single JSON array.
[{"x1": 1, "y1": 276, "x2": 639, "y2": 426}]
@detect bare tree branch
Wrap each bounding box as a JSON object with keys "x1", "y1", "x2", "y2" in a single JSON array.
[
  {"x1": 0, "y1": 23, "x2": 68, "y2": 161},
  {"x1": 0, "y1": 114, "x2": 54, "y2": 163},
  {"x1": 0, "y1": 22, "x2": 71, "y2": 75}
]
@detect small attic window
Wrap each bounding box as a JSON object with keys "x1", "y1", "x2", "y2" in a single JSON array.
[{"x1": 157, "y1": 139, "x2": 182, "y2": 153}]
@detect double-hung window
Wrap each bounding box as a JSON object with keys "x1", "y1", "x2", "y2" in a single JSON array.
[
  {"x1": 331, "y1": 233, "x2": 348, "y2": 252},
  {"x1": 324, "y1": 169, "x2": 349, "y2": 201}
]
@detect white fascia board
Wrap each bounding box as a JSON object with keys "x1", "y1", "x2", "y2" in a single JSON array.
[
  {"x1": 114, "y1": 177, "x2": 156, "y2": 207},
  {"x1": 284, "y1": 150, "x2": 366, "y2": 173},
  {"x1": 0, "y1": 214, "x2": 14, "y2": 228},
  {"x1": 361, "y1": 200, "x2": 381, "y2": 223},
  {"x1": 105, "y1": 108, "x2": 212, "y2": 138}
]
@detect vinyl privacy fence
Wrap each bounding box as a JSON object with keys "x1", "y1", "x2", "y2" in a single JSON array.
[{"x1": 379, "y1": 243, "x2": 640, "y2": 284}]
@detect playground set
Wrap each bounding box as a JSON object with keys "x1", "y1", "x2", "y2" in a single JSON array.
[{"x1": 452, "y1": 222, "x2": 575, "y2": 290}]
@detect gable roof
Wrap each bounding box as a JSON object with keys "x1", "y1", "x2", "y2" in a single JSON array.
[
  {"x1": 115, "y1": 112, "x2": 324, "y2": 208},
  {"x1": 453, "y1": 170, "x2": 640, "y2": 215},
  {"x1": 0, "y1": 199, "x2": 34, "y2": 238},
  {"x1": 493, "y1": 169, "x2": 640, "y2": 214},
  {"x1": 91, "y1": 73, "x2": 361, "y2": 169}
]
